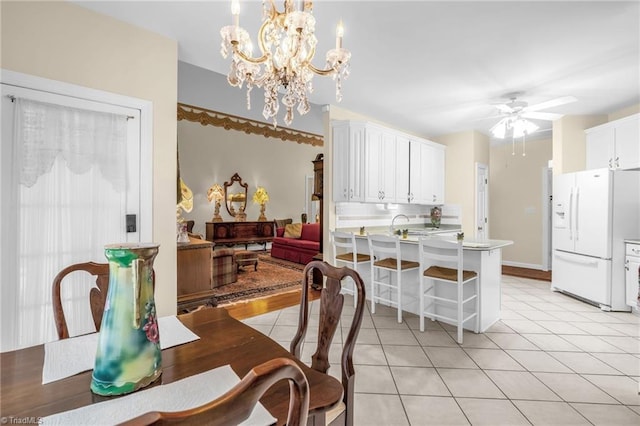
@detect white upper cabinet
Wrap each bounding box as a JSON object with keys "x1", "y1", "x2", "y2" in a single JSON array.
[
  {"x1": 409, "y1": 140, "x2": 425, "y2": 204},
  {"x1": 395, "y1": 136, "x2": 410, "y2": 203},
  {"x1": 332, "y1": 121, "x2": 366, "y2": 202},
  {"x1": 409, "y1": 140, "x2": 445, "y2": 205},
  {"x1": 332, "y1": 120, "x2": 445, "y2": 205},
  {"x1": 424, "y1": 142, "x2": 446, "y2": 204},
  {"x1": 364, "y1": 124, "x2": 398, "y2": 202},
  {"x1": 586, "y1": 113, "x2": 640, "y2": 170}
]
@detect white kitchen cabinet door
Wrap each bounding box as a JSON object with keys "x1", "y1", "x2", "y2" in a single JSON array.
[
  {"x1": 614, "y1": 117, "x2": 640, "y2": 170},
  {"x1": 364, "y1": 125, "x2": 383, "y2": 203},
  {"x1": 348, "y1": 125, "x2": 366, "y2": 202},
  {"x1": 365, "y1": 125, "x2": 398, "y2": 203},
  {"x1": 332, "y1": 121, "x2": 365, "y2": 202},
  {"x1": 380, "y1": 131, "x2": 397, "y2": 202},
  {"x1": 409, "y1": 140, "x2": 426, "y2": 204},
  {"x1": 425, "y1": 142, "x2": 445, "y2": 204},
  {"x1": 409, "y1": 139, "x2": 446, "y2": 205},
  {"x1": 332, "y1": 122, "x2": 350, "y2": 202},
  {"x1": 586, "y1": 113, "x2": 640, "y2": 170},
  {"x1": 396, "y1": 136, "x2": 410, "y2": 203},
  {"x1": 586, "y1": 126, "x2": 614, "y2": 170}
]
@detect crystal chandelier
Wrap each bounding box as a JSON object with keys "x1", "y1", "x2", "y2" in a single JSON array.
[
  {"x1": 490, "y1": 116, "x2": 539, "y2": 156},
  {"x1": 220, "y1": 0, "x2": 351, "y2": 127}
]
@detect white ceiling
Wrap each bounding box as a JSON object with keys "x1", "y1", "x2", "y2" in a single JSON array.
[{"x1": 75, "y1": 1, "x2": 640, "y2": 140}]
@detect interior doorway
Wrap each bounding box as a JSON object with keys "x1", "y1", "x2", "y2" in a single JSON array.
[
  {"x1": 475, "y1": 163, "x2": 489, "y2": 239},
  {"x1": 542, "y1": 166, "x2": 553, "y2": 271}
]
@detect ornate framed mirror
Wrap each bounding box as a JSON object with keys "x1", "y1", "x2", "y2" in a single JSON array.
[{"x1": 223, "y1": 173, "x2": 248, "y2": 219}]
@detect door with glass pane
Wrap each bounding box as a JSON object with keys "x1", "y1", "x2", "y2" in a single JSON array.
[{"x1": 0, "y1": 84, "x2": 141, "y2": 351}]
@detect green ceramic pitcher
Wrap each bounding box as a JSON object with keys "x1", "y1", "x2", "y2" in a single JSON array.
[{"x1": 90, "y1": 243, "x2": 162, "y2": 396}]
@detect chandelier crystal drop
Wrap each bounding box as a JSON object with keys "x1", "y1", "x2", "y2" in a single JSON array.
[{"x1": 220, "y1": 0, "x2": 351, "y2": 127}]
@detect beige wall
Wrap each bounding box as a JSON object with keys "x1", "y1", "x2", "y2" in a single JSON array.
[
  {"x1": 551, "y1": 104, "x2": 639, "y2": 176},
  {"x1": 609, "y1": 103, "x2": 640, "y2": 121},
  {"x1": 490, "y1": 138, "x2": 552, "y2": 267},
  {"x1": 1, "y1": 1, "x2": 178, "y2": 316},
  {"x1": 552, "y1": 115, "x2": 608, "y2": 174},
  {"x1": 434, "y1": 131, "x2": 490, "y2": 236},
  {"x1": 178, "y1": 120, "x2": 322, "y2": 236}
]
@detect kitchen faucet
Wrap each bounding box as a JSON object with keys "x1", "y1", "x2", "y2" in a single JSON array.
[{"x1": 390, "y1": 214, "x2": 410, "y2": 234}]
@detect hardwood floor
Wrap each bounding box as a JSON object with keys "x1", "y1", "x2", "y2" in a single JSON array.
[
  {"x1": 223, "y1": 287, "x2": 321, "y2": 321},
  {"x1": 224, "y1": 265, "x2": 552, "y2": 320},
  {"x1": 502, "y1": 265, "x2": 551, "y2": 281}
]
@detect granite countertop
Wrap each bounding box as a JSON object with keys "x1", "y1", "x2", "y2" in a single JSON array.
[
  {"x1": 348, "y1": 229, "x2": 513, "y2": 251},
  {"x1": 339, "y1": 224, "x2": 462, "y2": 236}
]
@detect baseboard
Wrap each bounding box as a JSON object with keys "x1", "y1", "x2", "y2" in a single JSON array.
[{"x1": 502, "y1": 260, "x2": 546, "y2": 271}]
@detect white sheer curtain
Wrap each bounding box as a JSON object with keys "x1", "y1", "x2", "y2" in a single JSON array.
[{"x1": 2, "y1": 98, "x2": 129, "y2": 351}]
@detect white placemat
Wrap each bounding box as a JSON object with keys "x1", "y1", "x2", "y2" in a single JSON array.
[
  {"x1": 41, "y1": 365, "x2": 276, "y2": 426},
  {"x1": 42, "y1": 316, "x2": 199, "y2": 384}
]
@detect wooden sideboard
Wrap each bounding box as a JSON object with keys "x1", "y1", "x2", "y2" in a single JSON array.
[
  {"x1": 205, "y1": 221, "x2": 275, "y2": 249},
  {"x1": 177, "y1": 236, "x2": 213, "y2": 299}
]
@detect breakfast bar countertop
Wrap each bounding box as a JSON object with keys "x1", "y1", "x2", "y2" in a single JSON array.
[
  {"x1": 347, "y1": 228, "x2": 513, "y2": 251},
  {"x1": 341, "y1": 227, "x2": 513, "y2": 332}
]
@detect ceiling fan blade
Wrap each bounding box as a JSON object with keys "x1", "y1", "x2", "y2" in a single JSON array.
[
  {"x1": 525, "y1": 96, "x2": 577, "y2": 112},
  {"x1": 521, "y1": 111, "x2": 564, "y2": 121}
]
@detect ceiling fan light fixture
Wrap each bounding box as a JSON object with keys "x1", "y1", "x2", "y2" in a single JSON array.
[
  {"x1": 491, "y1": 121, "x2": 507, "y2": 139},
  {"x1": 512, "y1": 118, "x2": 539, "y2": 138}
]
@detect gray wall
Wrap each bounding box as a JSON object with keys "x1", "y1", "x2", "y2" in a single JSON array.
[
  {"x1": 178, "y1": 61, "x2": 324, "y2": 135},
  {"x1": 177, "y1": 62, "x2": 323, "y2": 237}
]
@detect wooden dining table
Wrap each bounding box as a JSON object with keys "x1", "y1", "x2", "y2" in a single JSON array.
[{"x1": 0, "y1": 307, "x2": 344, "y2": 425}]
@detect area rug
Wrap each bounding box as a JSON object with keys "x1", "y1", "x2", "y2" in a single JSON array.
[{"x1": 210, "y1": 254, "x2": 304, "y2": 306}]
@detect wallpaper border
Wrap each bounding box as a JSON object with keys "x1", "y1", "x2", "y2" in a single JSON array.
[{"x1": 177, "y1": 103, "x2": 324, "y2": 147}]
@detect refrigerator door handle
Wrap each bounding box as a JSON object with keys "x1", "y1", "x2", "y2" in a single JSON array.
[
  {"x1": 568, "y1": 188, "x2": 574, "y2": 240},
  {"x1": 555, "y1": 252, "x2": 599, "y2": 266},
  {"x1": 575, "y1": 187, "x2": 580, "y2": 241}
]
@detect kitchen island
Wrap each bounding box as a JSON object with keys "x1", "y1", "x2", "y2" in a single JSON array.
[{"x1": 347, "y1": 230, "x2": 513, "y2": 332}]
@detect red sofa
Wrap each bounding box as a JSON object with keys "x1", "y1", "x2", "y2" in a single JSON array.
[{"x1": 271, "y1": 223, "x2": 320, "y2": 264}]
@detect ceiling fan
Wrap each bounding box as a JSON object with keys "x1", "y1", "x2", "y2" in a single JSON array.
[{"x1": 489, "y1": 93, "x2": 577, "y2": 139}]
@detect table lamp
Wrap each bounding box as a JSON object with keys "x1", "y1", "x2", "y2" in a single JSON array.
[
  {"x1": 207, "y1": 184, "x2": 224, "y2": 222},
  {"x1": 252, "y1": 187, "x2": 269, "y2": 222}
]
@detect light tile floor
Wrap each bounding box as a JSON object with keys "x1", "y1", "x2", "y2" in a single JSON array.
[{"x1": 242, "y1": 275, "x2": 640, "y2": 425}]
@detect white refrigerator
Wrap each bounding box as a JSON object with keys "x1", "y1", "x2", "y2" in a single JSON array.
[{"x1": 552, "y1": 168, "x2": 639, "y2": 311}]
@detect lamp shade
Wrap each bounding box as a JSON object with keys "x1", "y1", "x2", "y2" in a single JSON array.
[
  {"x1": 252, "y1": 187, "x2": 269, "y2": 204},
  {"x1": 207, "y1": 184, "x2": 224, "y2": 202}
]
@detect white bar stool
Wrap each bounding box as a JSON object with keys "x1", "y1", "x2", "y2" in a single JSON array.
[
  {"x1": 367, "y1": 234, "x2": 419, "y2": 323},
  {"x1": 330, "y1": 230, "x2": 370, "y2": 307},
  {"x1": 418, "y1": 235, "x2": 479, "y2": 344}
]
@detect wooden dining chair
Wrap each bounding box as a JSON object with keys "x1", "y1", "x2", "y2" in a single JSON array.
[
  {"x1": 52, "y1": 261, "x2": 110, "y2": 340},
  {"x1": 291, "y1": 260, "x2": 366, "y2": 426},
  {"x1": 119, "y1": 357, "x2": 309, "y2": 426}
]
